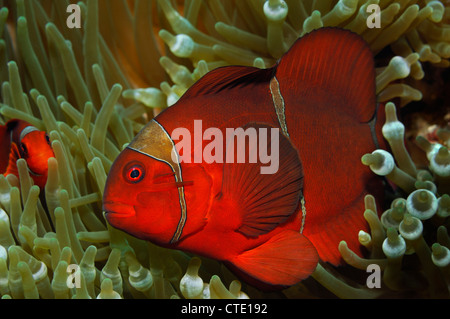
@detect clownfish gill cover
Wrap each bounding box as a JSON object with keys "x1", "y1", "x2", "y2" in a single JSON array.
[{"x1": 0, "y1": 0, "x2": 449, "y2": 300}]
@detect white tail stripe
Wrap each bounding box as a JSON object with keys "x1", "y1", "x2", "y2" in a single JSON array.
[
  {"x1": 269, "y1": 76, "x2": 307, "y2": 233},
  {"x1": 269, "y1": 76, "x2": 289, "y2": 138}
]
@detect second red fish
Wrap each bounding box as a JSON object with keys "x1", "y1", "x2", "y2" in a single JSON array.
[{"x1": 0, "y1": 119, "x2": 54, "y2": 188}]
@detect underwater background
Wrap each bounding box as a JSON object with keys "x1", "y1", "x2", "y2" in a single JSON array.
[{"x1": 0, "y1": 0, "x2": 449, "y2": 299}]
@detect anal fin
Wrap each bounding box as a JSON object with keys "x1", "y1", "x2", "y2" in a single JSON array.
[{"x1": 230, "y1": 230, "x2": 318, "y2": 288}]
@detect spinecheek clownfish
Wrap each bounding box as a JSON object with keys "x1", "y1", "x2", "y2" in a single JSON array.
[
  {"x1": 103, "y1": 28, "x2": 386, "y2": 289},
  {"x1": 0, "y1": 119, "x2": 55, "y2": 189}
]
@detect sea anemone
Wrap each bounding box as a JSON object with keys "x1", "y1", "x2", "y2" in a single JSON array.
[{"x1": 0, "y1": 0, "x2": 449, "y2": 299}]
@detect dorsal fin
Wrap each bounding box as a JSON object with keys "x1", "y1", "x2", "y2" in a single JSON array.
[
  {"x1": 6, "y1": 119, "x2": 32, "y2": 145},
  {"x1": 275, "y1": 27, "x2": 376, "y2": 123},
  {"x1": 179, "y1": 65, "x2": 273, "y2": 100}
]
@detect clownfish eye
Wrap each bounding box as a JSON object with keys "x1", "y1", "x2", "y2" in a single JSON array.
[
  {"x1": 124, "y1": 162, "x2": 145, "y2": 184},
  {"x1": 45, "y1": 134, "x2": 51, "y2": 145}
]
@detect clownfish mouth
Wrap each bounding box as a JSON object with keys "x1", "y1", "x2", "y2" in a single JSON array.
[{"x1": 103, "y1": 201, "x2": 136, "y2": 218}]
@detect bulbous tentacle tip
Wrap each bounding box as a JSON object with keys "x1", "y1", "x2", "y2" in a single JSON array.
[
  {"x1": 381, "y1": 208, "x2": 403, "y2": 229},
  {"x1": 437, "y1": 194, "x2": 450, "y2": 218},
  {"x1": 383, "y1": 102, "x2": 405, "y2": 141},
  {"x1": 264, "y1": 0, "x2": 288, "y2": 22},
  {"x1": 431, "y1": 243, "x2": 450, "y2": 268},
  {"x1": 358, "y1": 230, "x2": 372, "y2": 248},
  {"x1": 382, "y1": 228, "x2": 406, "y2": 259},
  {"x1": 180, "y1": 257, "x2": 204, "y2": 299},
  {"x1": 430, "y1": 146, "x2": 450, "y2": 177},
  {"x1": 399, "y1": 214, "x2": 423, "y2": 241},
  {"x1": 97, "y1": 278, "x2": 122, "y2": 299},
  {"x1": 209, "y1": 275, "x2": 237, "y2": 299},
  {"x1": 406, "y1": 189, "x2": 438, "y2": 220},
  {"x1": 362, "y1": 150, "x2": 395, "y2": 176}
]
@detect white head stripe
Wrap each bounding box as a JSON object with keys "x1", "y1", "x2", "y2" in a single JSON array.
[
  {"x1": 128, "y1": 119, "x2": 187, "y2": 244},
  {"x1": 20, "y1": 126, "x2": 39, "y2": 142}
]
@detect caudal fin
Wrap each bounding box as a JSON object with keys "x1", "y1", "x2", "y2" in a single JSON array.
[
  {"x1": 229, "y1": 230, "x2": 318, "y2": 289},
  {"x1": 274, "y1": 28, "x2": 382, "y2": 265}
]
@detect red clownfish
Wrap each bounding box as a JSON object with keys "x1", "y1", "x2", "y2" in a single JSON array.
[
  {"x1": 0, "y1": 119, "x2": 54, "y2": 188},
  {"x1": 103, "y1": 28, "x2": 385, "y2": 289}
]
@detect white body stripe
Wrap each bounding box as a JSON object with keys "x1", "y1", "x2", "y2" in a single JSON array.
[{"x1": 269, "y1": 76, "x2": 307, "y2": 233}]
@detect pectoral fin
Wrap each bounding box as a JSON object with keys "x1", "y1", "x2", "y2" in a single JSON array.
[{"x1": 220, "y1": 123, "x2": 304, "y2": 237}]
